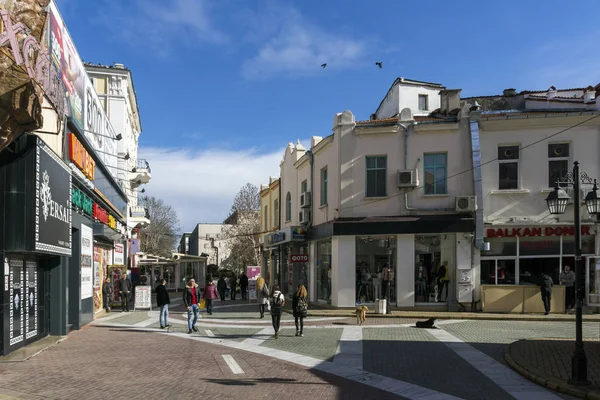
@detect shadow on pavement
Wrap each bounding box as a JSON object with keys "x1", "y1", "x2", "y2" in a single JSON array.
[{"x1": 201, "y1": 377, "x2": 323, "y2": 386}]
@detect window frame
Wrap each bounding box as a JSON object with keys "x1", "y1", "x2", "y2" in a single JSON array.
[
  {"x1": 423, "y1": 152, "x2": 448, "y2": 195},
  {"x1": 418, "y1": 94, "x2": 429, "y2": 111},
  {"x1": 497, "y1": 145, "x2": 520, "y2": 190},
  {"x1": 285, "y1": 192, "x2": 292, "y2": 222},
  {"x1": 548, "y1": 142, "x2": 570, "y2": 188},
  {"x1": 365, "y1": 155, "x2": 387, "y2": 198},
  {"x1": 320, "y1": 166, "x2": 328, "y2": 206},
  {"x1": 301, "y1": 180, "x2": 308, "y2": 194},
  {"x1": 273, "y1": 199, "x2": 279, "y2": 227},
  {"x1": 264, "y1": 205, "x2": 268, "y2": 231}
]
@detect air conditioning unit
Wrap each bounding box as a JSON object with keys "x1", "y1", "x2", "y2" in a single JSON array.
[
  {"x1": 455, "y1": 196, "x2": 477, "y2": 213},
  {"x1": 299, "y1": 209, "x2": 311, "y2": 225},
  {"x1": 397, "y1": 169, "x2": 418, "y2": 188},
  {"x1": 300, "y1": 191, "x2": 311, "y2": 208}
]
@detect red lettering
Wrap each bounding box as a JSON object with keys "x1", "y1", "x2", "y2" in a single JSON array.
[
  {"x1": 496, "y1": 229, "x2": 505, "y2": 238},
  {"x1": 545, "y1": 227, "x2": 554, "y2": 236},
  {"x1": 532, "y1": 227, "x2": 542, "y2": 236},
  {"x1": 582, "y1": 225, "x2": 591, "y2": 235},
  {"x1": 486, "y1": 229, "x2": 496, "y2": 238},
  {"x1": 512, "y1": 228, "x2": 522, "y2": 237}
]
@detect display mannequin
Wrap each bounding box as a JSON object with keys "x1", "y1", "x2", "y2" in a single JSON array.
[
  {"x1": 437, "y1": 261, "x2": 450, "y2": 302},
  {"x1": 415, "y1": 263, "x2": 427, "y2": 302},
  {"x1": 373, "y1": 269, "x2": 382, "y2": 299},
  {"x1": 327, "y1": 267, "x2": 332, "y2": 301}
]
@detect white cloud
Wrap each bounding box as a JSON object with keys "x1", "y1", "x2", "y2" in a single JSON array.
[
  {"x1": 139, "y1": 146, "x2": 282, "y2": 233},
  {"x1": 240, "y1": 5, "x2": 367, "y2": 80}
]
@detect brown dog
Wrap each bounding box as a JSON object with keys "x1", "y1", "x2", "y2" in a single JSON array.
[{"x1": 355, "y1": 306, "x2": 368, "y2": 325}]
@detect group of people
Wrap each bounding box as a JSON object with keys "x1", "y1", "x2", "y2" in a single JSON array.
[
  {"x1": 101, "y1": 274, "x2": 133, "y2": 313},
  {"x1": 216, "y1": 273, "x2": 250, "y2": 301},
  {"x1": 256, "y1": 277, "x2": 307, "y2": 338},
  {"x1": 539, "y1": 264, "x2": 576, "y2": 315}
]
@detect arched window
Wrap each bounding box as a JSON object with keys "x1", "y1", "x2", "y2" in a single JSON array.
[{"x1": 285, "y1": 192, "x2": 292, "y2": 221}]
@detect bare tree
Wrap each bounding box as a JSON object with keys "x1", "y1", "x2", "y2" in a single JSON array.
[
  {"x1": 139, "y1": 196, "x2": 180, "y2": 257},
  {"x1": 221, "y1": 183, "x2": 261, "y2": 271}
]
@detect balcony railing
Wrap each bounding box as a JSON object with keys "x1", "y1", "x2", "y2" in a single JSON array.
[
  {"x1": 130, "y1": 205, "x2": 149, "y2": 219},
  {"x1": 134, "y1": 159, "x2": 151, "y2": 173}
]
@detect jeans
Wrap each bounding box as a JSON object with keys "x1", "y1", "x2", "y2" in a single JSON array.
[
  {"x1": 259, "y1": 303, "x2": 266, "y2": 317},
  {"x1": 565, "y1": 286, "x2": 575, "y2": 310},
  {"x1": 294, "y1": 315, "x2": 304, "y2": 333},
  {"x1": 231, "y1": 287, "x2": 237, "y2": 300},
  {"x1": 102, "y1": 294, "x2": 110, "y2": 311},
  {"x1": 187, "y1": 304, "x2": 199, "y2": 330},
  {"x1": 205, "y1": 299, "x2": 213, "y2": 314},
  {"x1": 219, "y1": 290, "x2": 226, "y2": 301},
  {"x1": 120, "y1": 292, "x2": 130, "y2": 311},
  {"x1": 159, "y1": 304, "x2": 169, "y2": 327},
  {"x1": 272, "y1": 312, "x2": 282, "y2": 333},
  {"x1": 542, "y1": 291, "x2": 552, "y2": 313},
  {"x1": 241, "y1": 286, "x2": 247, "y2": 299}
]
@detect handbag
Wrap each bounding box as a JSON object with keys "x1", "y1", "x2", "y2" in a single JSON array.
[
  {"x1": 199, "y1": 298, "x2": 206, "y2": 309},
  {"x1": 267, "y1": 301, "x2": 271, "y2": 311}
]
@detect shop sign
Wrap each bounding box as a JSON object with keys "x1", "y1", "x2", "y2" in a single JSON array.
[
  {"x1": 71, "y1": 187, "x2": 93, "y2": 215},
  {"x1": 35, "y1": 139, "x2": 72, "y2": 256},
  {"x1": 130, "y1": 239, "x2": 141, "y2": 255},
  {"x1": 0, "y1": 8, "x2": 66, "y2": 117},
  {"x1": 69, "y1": 133, "x2": 95, "y2": 180},
  {"x1": 93, "y1": 203, "x2": 108, "y2": 224},
  {"x1": 84, "y1": 79, "x2": 117, "y2": 178},
  {"x1": 486, "y1": 225, "x2": 592, "y2": 238},
  {"x1": 290, "y1": 254, "x2": 309, "y2": 263},
  {"x1": 268, "y1": 232, "x2": 285, "y2": 245},
  {"x1": 80, "y1": 224, "x2": 93, "y2": 300},
  {"x1": 108, "y1": 215, "x2": 116, "y2": 230},
  {"x1": 113, "y1": 243, "x2": 124, "y2": 265},
  {"x1": 291, "y1": 227, "x2": 306, "y2": 241}
]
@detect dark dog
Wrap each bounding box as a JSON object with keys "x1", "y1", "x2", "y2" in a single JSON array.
[{"x1": 415, "y1": 317, "x2": 437, "y2": 329}]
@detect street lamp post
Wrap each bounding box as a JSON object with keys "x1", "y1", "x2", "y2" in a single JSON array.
[
  {"x1": 386, "y1": 240, "x2": 393, "y2": 314},
  {"x1": 545, "y1": 161, "x2": 600, "y2": 385}
]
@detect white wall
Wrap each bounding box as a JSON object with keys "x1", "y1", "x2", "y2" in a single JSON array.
[
  {"x1": 312, "y1": 137, "x2": 338, "y2": 225},
  {"x1": 376, "y1": 85, "x2": 399, "y2": 120},
  {"x1": 376, "y1": 83, "x2": 443, "y2": 119},
  {"x1": 396, "y1": 234, "x2": 415, "y2": 307},
  {"x1": 280, "y1": 143, "x2": 305, "y2": 227},
  {"x1": 480, "y1": 117, "x2": 600, "y2": 224},
  {"x1": 35, "y1": 98, "x2": 63, "y2": 156},
  {"x1": 331, "y1": 236, "x2": 355, "y2": 307}
]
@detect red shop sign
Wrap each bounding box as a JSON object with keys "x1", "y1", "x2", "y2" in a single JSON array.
[
  {"x1": 93, "y1": 203, "x2": 108, "y2": 224},
  {"x1": 290, "y1": 254, "x2": 309, "y2": 263},
  {"x1": 486, "y1": 225, "x2": 591, "y2": 238}
]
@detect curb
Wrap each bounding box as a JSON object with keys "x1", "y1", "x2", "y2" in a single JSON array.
[{"x1": 505, "y1": 340, "x2": 600, "y2": 399}]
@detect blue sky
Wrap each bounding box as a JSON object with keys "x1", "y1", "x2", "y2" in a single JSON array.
[{"x1": 56, "y1": 0, "x2": 600, "y2": 232}]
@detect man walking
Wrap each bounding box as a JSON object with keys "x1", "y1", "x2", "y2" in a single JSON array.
[
  {"x1": 539, "y1": 271, "x2": 554, "y2": 315},
  {"x1": 102, "y1": 277, "x2": 112, "y2": 313},
  {"x1": 560, "y1": 265, "x2": 576, "y2": 311},
  {"x1": 155, "y1": 278, "x2": 170, "y2": 329},
  {"x1": 183, "y1": 278, "x2": 201, "y2": 334},
  {"x1": 240, "y1": 272, "x2": 249, "y2": 300},
  {"x1": 118, "y1": 273, "x2": 132, "y2": 312},
  {"x1": 217, "y1": 276, "x2": 227, "y2": 301},
  {"x1": 231, "y1": 274, "x2": 238, "y2": 300}
]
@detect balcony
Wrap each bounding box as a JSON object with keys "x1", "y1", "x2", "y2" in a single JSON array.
[
  {"x1": 130, "y1": 158, "x2": 151, "y2": 187},
  {"x1": 128, "y1": 205, "x2": 150, "y2": 229}
]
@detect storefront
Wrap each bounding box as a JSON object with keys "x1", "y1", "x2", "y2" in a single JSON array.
[
  {"x1": 0, "y1": 135, "x2": 72, "y2": 355},
  {"x1": 265, "y1": 227, "x2": 309, "y2": 299},
  {"x1": 481, "y1": 225, "x2": 596, "y2": 312},
  {"x1": 308, "y1": 215, "x2": 474, "y2": 308}
]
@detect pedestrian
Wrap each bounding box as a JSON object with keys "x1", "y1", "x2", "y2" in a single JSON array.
[
  {"x1": 102, "y1": 277, "x2": 112, "y2": 313},
  {"x1": 203, "y1": 277, "x2": 219, "y2": 315},
  {"x1": 270, "y1": 284, "x2": 285, "y2": 339},
  {"x1": 539, "y1": 272, "x2": 553, "y2": 315},
  {"x1": 117, "y1": 273, "x2": 132, "y2": 312},
  {"x1": 240, "y1": 272, "x2": 249, "y2": 300},
  {"x1": 183, "y1": 278, "x2": 201, "y2": 334},
  {"x1": 560, "y1": 265, "x2": 575, "y2": 311},
  {"x1": 257, "y1": 277, "x2": 269, "y2": 318},
  {"x1": 292, "y1": 284, "x2": 308, "y2": 337},
  {"x1": 231, "y1": 274, "x2": 238, "y2": 300},
  {"x1": 155, "y1": 278, "x2": 171, "y2": 329},
  {"x1": 217, "y1": 276, "x2": 227, "y2": 301}
]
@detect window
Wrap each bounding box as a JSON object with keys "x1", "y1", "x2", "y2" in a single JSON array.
[
  {"x1": 498, "y1": 145, "x2": 519, "y2": 190},
  {"x1": 418, "y1": 94, "x2": 428, "y2": 111},
  {"x1": 301, "y1": 180, "x2": 308, "y2": 194},
  {"x1": 365, "y1": 156, "x2": 387, "y2": 197},
  {"x1": 548, "y1": 143, "x2": 569, "y2": 187},
  {"x1": 285, "y1": 192, "x2": 291, "y2": 221},
  {"x1": 273, "y1": 199, "x2": 279, "y2": 227},
  {"x1": 424, "y1": 153, "x2": 447, "y2": 195},
  {"x1": 264, "y1": 205, "x2": 268, "y2": 231},
  {"x1": 320, "y1": 167, "x2": 328, "y2": 206}
]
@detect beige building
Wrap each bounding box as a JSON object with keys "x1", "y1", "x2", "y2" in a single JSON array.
[{"x1": 259, "y1": 177, "x2": 280, "y2": 285}]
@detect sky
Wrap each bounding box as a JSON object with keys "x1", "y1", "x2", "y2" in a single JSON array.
[{"x1": 55, "y1": 0, "x2": 600, "y2": 234}]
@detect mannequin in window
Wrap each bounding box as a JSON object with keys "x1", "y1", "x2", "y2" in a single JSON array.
[
  {"x1": 437, "y1": 261, "x2": 450, "y2": 302},
  {"x1": 372, "y1": 268, "x2": 382, "y2": 300},
  {"x1": 357, "y1": 266, "x2": 371, "y2": 302},
  {"x1": 415, "y1": 263, "x2": 428, "y2": 302},
  {"x1": 327, "y1": 266, "x2": 332, "y2": 301}
]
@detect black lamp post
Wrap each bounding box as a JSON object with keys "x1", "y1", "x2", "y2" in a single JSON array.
[
  {"x1": 545, "y1": 161, "x2": 600, "y2": 385},
  {"x1": 386, "y1": 240, "x2": 393, "y2": 314}
]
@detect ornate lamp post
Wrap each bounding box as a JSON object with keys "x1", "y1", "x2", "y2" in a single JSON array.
[{"x1": 545, "y1": 161, "x2": 600, "y2": 385}]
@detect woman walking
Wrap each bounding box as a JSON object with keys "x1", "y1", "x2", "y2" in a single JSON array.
[
  {"x1": 257, "y1": 277, "x2": 269, "y2": 319},
  {"x1": 203, "y1": 277, "x2": 220, "y2": 315},
  {"x1": 292, "y1": 284, "x2": 308, "y2": 337},
  {"x1": 270, "y1": 285, "x2": 285, "y2": 339}
]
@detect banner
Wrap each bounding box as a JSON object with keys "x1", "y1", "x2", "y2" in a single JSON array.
[
  {"x1": 48, "y1": 1, "x2": 85, "y2": 132},
  {"x1": 93, "y1": 247, "x2": 103, "y2": 313},
  {"x1": 80, "y1": 224, "x2": 93, "y2": 300},
  {"x1": 113, "y1": 243, "x2": 124, "y2": 265},
  {"x1": 246, "y1": 266, "x2": 260, "y2": 280}
]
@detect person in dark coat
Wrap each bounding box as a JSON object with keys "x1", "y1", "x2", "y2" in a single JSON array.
[
  {"x1": 118, "y1": 274, "x2": 132, "y2": 312},
  {"x1": 217, "y1": 276, "x2": 227, "y2": 301},
  {"x1": 230, "y1": 275, "x2": 238, "y2": 300},
  {"x1": 240, "y1": 273, "x2": 249, "y2": 300},
  {"x1": 292, "y1": 284, "x2": 308, "y2": 337},
  {"x1": 155, "y1": 278, "x2": 171, "y2": 329},
  {"x1": 539, "y1": 272, "x2": 554, "y2": 315},
  {"x1": 102, "y1": 277, "x2": 112, "y2": 313}
]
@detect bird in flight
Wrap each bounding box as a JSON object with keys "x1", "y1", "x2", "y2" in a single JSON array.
[
  {"x1": 321, "y1": 63, "x2": 327, "y2": 68},
  {"x1": 375, "y1": 62, "x2": 383, "y2": 69}
]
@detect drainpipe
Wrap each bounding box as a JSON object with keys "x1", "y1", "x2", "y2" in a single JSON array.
[
  {"x1": 469, "y1": 106, "x2": 486, "y2": 251},
  {"x1": 401, "y1": 122, "x2": 454, "y2": 212},
  {"x1": 307, "y1": 149, "x2": 314, "y2": 228}
]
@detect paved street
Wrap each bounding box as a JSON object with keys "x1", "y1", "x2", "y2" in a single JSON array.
[{"x1": 1, "y1": 299, "x2": 599, "y2": 399}]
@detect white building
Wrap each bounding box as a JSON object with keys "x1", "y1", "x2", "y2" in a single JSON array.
[
  {"x1": 84, "y1": 63, "x2": 151, "y2": 233},
  {"x1": 189, "y1": 224, "x2": 232, "y2": 268}
]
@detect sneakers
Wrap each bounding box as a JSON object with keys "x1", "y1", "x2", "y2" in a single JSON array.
[
  {"x1": 274, "y1": 332, "x2": 279, "y2": 339},
  {"x1": 160, "y1": 326, "x2": 165, "y2": 329},
  {"x1": 295, "y1": 331, "x2": 300, "y2": 337},
  {"x1": 300, "y1": 333, "x2": 304, "y2": 337},
  {"x1": 192, "y1": 326, "x2": 199, "y2": 332},
  {"x1": 188, "y1": 329, "x2": 193, "y2": 334}
]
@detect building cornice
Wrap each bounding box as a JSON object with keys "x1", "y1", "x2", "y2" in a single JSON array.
[
  {"x1": 313, "y1": 136, "x2": 334, "y2": 155},
  {"x1": 354, "y1": 124, "x2": 400, "y2": 136},
  {"x1": 479, "y1": 112, "x2": 600, "y2": 131}
]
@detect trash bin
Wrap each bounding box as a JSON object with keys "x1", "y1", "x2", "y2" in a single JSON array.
[{"x1": 376, "y1": 299, "x2": 387, "y2": 314}]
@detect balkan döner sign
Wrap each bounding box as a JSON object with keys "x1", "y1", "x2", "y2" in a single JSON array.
[{"x1": 486, "y1": 226, "x2": 592, "y2": 238}]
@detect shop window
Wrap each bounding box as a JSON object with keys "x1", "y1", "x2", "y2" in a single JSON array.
[
  {"x1": 589, "y1": 258, "x2": 600, "y2": 305},
  {"x1": 481, "y1": 238, "x2": 517, "y2": 257},
  {"x1": 321, "y1": 167, "x2": 328, "y2": 206},
  {"x1": 285, "y1": 192, "x2": 291, "y2": 222},
  {"x1": 281, "y1": 247, "x2": 290, "y2": 295},
  {"x1": 424, "y1": 153, "x2": 447, "y2": 195},
  {"x1": 562, "y1": 236, "x2": 595, "y2": 255},
  {"x1": 548, "y1": 143, "x2": 570, "y2": 187},
  {"x1": 317, "y1": 240, "x2": 332, "y2": 303},
  {"x1": 498, "y1": 145, "x2": 519, "y2": 190},
  {"x1": 480, "y1": 260, "x2": 495, "y2": 285},
  {"x1": 356, "y1": 236, "x2": 396, "y2": 304},
  {"x1": 519, "y1": 258, "x2": 560, "y2": 286},
  {"x1": 480, "y1": 259, "x2": 516, "y2": 285},
  {"x1": 365, "y1": 156, "x2": 387, "y2": 197},
  {"x1": 414, "y1": 235, "x2": 451, "y2": 302},
  {"x1": 519, "y1": 236, "x2": 560, "y2": 256}
]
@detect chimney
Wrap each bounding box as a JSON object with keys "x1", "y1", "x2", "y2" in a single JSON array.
[
  {"x1": 584, "y1": 86, "x2": 596, "y2": 103},
  {"x1": 439, "y1": 89, "x2": 462, "y2": 114},
  {"x1": 547, "y1": 86, "x2": 557, "y2": 99},
  {"x1": 503, "y1": 88, "x2": 517, "y2": 97}
]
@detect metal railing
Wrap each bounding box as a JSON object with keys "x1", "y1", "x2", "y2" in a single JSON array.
[
  {"x1": 135, "y1": 159, "x2": 151, "y2": 173},
  {"x1": 130, "y1": 205, "x2": 149, "y2": 219}
]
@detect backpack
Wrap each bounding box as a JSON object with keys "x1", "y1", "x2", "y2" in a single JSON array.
[
  {"x1": 270, "y1": 293, "x2": 283, "y2": 314},
  {"x1": 296, "y1": 297, "x2": 308, "y2": 316}
]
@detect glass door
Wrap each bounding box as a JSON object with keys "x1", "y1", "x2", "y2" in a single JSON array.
[{"x1": 588, "y1": 257, "x2": 600, "y2": 306}]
